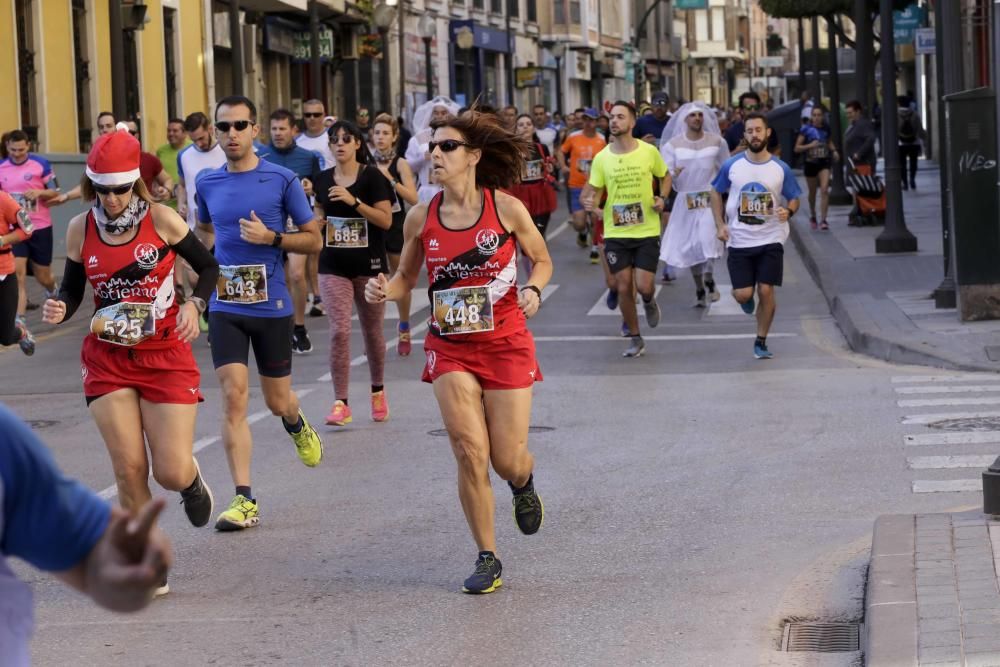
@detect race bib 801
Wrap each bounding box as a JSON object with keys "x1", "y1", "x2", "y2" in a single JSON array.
[
  {"x1": 325, "y1": 217, "x2": 368, "y2": 248},
  {"x1": 217, "y1": 264, "x2": 268, "y2": 304},
  {"x1": 738, "y1": 191, "x2": 775, "y2": 225},
  {"x1": 433, "y1": 286, "x2": 494, "y2": 336}
]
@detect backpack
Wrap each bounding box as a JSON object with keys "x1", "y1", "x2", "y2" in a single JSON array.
[{"x1": 899, "y1": 112, "x2": 917, "y2": 143}]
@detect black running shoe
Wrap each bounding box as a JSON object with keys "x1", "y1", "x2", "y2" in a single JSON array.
[
  {"x1": 462, "y1": 551, "x2": 503, "y2": 594},
  {"x1": 179, "y1": 458, "x2": 214, "y2": 528},
  {"x1": 510, "y1": 479, "x2": 544, "y2": 535},
  {"x1": 292, "y1": 328, "x2": 312, "y2": 354}
]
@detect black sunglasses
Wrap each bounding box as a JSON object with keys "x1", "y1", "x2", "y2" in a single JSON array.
[
  {"x1": 215, "y1": 120, "x2": 254, "y2": 133},
  {"x1": 92, "y1": 181, "x2": 135, "y2": 196},
  {"x1": 303, "y1": 112, "x2": 324, "y2": 119},
  {"x1": 742, "y1": 104, "x2": 760, "y2": 111},
  {"x1": 328, "y1": 134, "x2": 358, "y2": 145},
  {"x1": 429, "y1": 140, "x2": 471, "y2": 153}
]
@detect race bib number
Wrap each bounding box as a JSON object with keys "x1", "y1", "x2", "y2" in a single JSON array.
[
  {"x1": 685, "y1": 191, "x2": 711, "y2": 211},
  {"x1": 807, "y1": 145, "x2": 830, "y2": 161},
  {"x1": 611, "y1": 202, "x2": 644, "y2": 227},
  {"x1": 10, "y1": 193, "x2": 36, "y2": 214},
  {"x1": 523, "y1": 159, "x2": 544, "y2": 181},
  {"x1": 433, "y1": 286, "x2": 494, "y2": 336},
  {"x1": 91, "y1": 302, "x2": 155, "y2": 346},
  {"x1": 325, "y1": 217, "x2": 368, "y2": 248},
  {"x1": 577, "y1": 158, "x2": 592, "y2": 175},
  {"x1": 738, "y1": 191, "x2": 775, "y2": 224},
  {"x1": 217, "y1": 264, "x2": 268, "y2": 304}
]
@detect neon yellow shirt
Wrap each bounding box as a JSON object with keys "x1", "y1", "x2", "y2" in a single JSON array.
[{"x1": 588, "y1": 141, "x2": 667, "y2": 239}]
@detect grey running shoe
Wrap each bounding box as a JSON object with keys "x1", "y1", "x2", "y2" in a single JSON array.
[
  {"x1": 623, "y1": 335, "x2": 645, "y2": 358},
  {"x1": 462, "y1": 552, "x2": 503, "y2": 594},
  {"x1": 179, "y1": 458, "x2": 214, "y2": 528},
  {"x1": 643, "y1": 298, "x2": 660, "y2": 328}
]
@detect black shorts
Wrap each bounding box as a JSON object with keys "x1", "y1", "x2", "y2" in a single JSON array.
[
  {"x1": 804, "y1": 160, "x2": 832, "y2": 178},
  {"x1": 604, "y1": 236, "x2": 660, "y2": 274},
  {"x1": 208, "y1": 311, "x2": 293, "y2": 378},
  {"x1": 13, "y1": 226, "x2": 53, "y2": 266},
  {"x1": 385, "y1": 216, "x2": 404, "y2": 255},
  {"x1": 726, "y1": 243, "x2": 784, "y2": 290}
]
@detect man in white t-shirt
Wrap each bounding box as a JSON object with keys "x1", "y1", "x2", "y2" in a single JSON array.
[
  {"x1": 176, "y1": 111, "x2": 226, "y2": 231},
  {"x1": 711, "y1": 112, "x2": 801, "y2": 361},
  {"x1": 532, "y1": 104, "x2": 558, "y2": 155},
  {"x1": 295, "y1": 99, "x2": 335, "y2": 170}
]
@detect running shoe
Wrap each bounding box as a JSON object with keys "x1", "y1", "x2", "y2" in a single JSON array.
[
  {"x1": 325, "y1": 400, "x2": 353, "y2": 426},
  {"x1": 819, "y1": 220, "x2": 830, "y2": 231},
  {"x1": 589, "y1": 248, "x2": 599, "y2": 264},
  {"x1": 694, "y1": 289, "x2": 707, "y2": 308},
  {"x1": 660, "y1": 270, "x2": 675, "y2": 283},
  {"x1": 291, "y1": 328, "x2": 313, "y2": 354},
  {"x1": 809, "y1": 216, "x2": 818, "y2": 230},
  {"x1": 606, "y1": 289, "x2": 618, "y2": 311},
  {"x1": 154, "y1": 578, "x2": 170, "y2": 597},
  {"x1": 309, "y1": 297, "x2": 325, "y2": 317},
  {"x1": 179, "y1": 458, "x2": 214, "y2": 528},
  {"x1": 397, "y1": 329, "x2": 412, "y2": 356},
  {"x1": 620, "y1": 320, "x2": 630, "y2": 337},
  {"x1": 754, "y1": 341, "x2": 774, "y2": 360},
  {"x1": 215, "y1": 494, "x2": 260, "y2": 531},
  {"x1": 576, "y1": 231, "x2": 588, "y2": 248},
  {"x1": 15, "y1": 317, "x2": 34, "y2": 356},
  {"x1": 509, "y1": 479, "x2": 544, "y2": 535},
  {"x1": 623, "y1": 336, "x2": 645, "y2": 358},
  {"x1": 705, "y1": 281, "x2": 721, "y2": 302},
  {"x1": 289, "y1": 410, "x2": 323, "y2": 466},
  {"x1": 462, "y1": 552, "x2": 503, "y2": 594},
  {"x1": 740, "y1": 297, "x2": 756, "y2": 315},
  {"x1": 370, "y1": 390, "x2": 389, "y2": 422},
  {"x1": 643, "y1": 298, "x2": 661, "y2": 328}
]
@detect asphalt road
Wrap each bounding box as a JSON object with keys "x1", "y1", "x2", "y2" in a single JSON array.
[{"x1": 4, "y1": 201, "x2": 985, "y2": 666}]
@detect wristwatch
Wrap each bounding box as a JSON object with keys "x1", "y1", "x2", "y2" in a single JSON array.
[
  {"x1": 188, "y1": 296, "x2": 207, "y2": 314},
  {"x1": 271, "y1": 231, "x2": 283, "y2": 247},
  {"x1": 389, "y1": 178, "x2": 398, "y2": 188}
]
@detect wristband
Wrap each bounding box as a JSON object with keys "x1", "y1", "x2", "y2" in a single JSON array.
[
  {"x1": 521, "y1": 285, "x2": 542, "y2": 299},
  {"x1": 187, "y1": 296, "x2": 207, "y2": 314}
]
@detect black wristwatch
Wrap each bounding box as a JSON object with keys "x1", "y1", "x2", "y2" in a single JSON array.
[
  {"x1": 271, "y1": 231, "x2": 283, "y2": 247},
  {"x1": 521, "y1": 285, "x2": 542, "y2": 299}
]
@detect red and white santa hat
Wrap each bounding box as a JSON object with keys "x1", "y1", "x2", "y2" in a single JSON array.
[{"x1": 85, "y1": 122, "x2": 141, "y2": 186}]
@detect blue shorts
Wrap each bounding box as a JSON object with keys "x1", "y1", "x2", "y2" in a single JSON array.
[
  {"x1": 13, "y1": 226, "x2": 53, "y2": 266},
  {"x1": 569, "y1": 187, "x2": 585, "y2": 213}
]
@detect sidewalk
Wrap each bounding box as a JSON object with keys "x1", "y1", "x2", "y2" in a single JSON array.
[{"x1": 788, "y1": 160, "x2": 1000, "y2": 372}]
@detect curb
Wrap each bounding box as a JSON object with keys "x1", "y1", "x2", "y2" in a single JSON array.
[{"x1": 866, "y1": 514, "x2": 918, "y2": 666}]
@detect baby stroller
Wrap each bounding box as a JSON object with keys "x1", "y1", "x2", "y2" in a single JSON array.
[{"x1": 846, "y1": 158, "x2": 886, "y2": 226}]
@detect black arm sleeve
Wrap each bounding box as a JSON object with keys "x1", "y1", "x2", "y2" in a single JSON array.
[
  {"x1": 56, "y1": 258, "x2": 86, "y2": 322},
  {"x1": 171, "y1": 230, "x2": 219, "y2": 302}
]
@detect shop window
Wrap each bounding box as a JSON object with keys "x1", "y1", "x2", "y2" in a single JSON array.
[
  {"x1": 14, "y1": 0, "x2": 39, "y2": 145},
  {"x1": 72, "y1": 0, "x2": 93, "y2": 151},
  {"x1": 164, "y1": 7, "x2": 179, "y2": 120}
]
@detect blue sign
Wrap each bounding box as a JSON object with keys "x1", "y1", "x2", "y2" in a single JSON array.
[
  {"x1": 893, "y1": 3, "x2": 924, "y2": 45},
  {"x1": 449, "y1": 20, "x2": 510, "y2": 54},
  {"x1": 676, "y1": 0, "x2": 708, "y2": 8}
]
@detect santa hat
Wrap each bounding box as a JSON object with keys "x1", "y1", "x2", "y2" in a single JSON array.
[{"x1": 85, "y1": 122, "x2": 141, "y2": 186}]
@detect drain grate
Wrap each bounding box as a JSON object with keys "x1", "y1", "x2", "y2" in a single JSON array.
[
  {"x1": 783, "y1": 622, "x2": 861, "y2": 652},
  {"x1": 428, "y1": 426, "x2": 555, "y2": 437},
  {"x1": 928, "y1": 417, "x2": 1000, "y2": 432}
]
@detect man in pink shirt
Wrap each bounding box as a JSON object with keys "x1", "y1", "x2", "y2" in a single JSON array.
[{"x1": 0, "y1": 130, "x2": 60, "y2": 325}]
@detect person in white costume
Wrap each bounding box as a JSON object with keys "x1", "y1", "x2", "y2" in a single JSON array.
[
  {"x1": 404, "y1": 96, "x2": 462, "y2": 203},
  {"x1": 659, "y1": 102, "x2": 731, "y2": 307}
]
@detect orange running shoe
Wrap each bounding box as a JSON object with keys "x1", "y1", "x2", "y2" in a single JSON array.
[
  {"x1": 325, "y1": 400, "x2": 353, "y2": 426},
  {"x1": 371, "y1": 390, "x2": 389, "y2": 422}
]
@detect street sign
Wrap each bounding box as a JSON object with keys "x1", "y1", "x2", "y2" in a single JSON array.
[
  {"x1": 757, "y1": 56, "x2": 783, "y2": 68},
  {"x1": 676, "y1": 0, "x2": 708, "y2": 8},
  {"x1": 915, "y1": 27, "x2": 935, "y2": 55},
  {"x1": 893, "y1": 3, "x2": 924, "y2": 45}
]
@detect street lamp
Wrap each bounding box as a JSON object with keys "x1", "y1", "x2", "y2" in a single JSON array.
[
  {"x1": 417, "y1": 14, "x2": 436, "y2": 99},
  {"x1": 707, "y1": 58, "x2": 719, "y2": 107},
  {"x1": 549, "y1": 42, "x2": 566, "y2": 115},
  {"x1": 373, "y1": 2, "x2": 396, "y2": 114}
]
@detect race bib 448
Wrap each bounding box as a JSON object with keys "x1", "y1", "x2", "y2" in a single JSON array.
[{"x1": 433, "y1": 286, "x2": 494, "y2": 336}]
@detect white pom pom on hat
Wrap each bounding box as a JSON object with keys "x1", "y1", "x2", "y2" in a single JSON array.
[{"x1": 85, "y1": 123, "x2": 141, "y2": 186}]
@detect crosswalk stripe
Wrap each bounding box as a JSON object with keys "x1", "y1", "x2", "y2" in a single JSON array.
[
  {"x1": 892, "y1": 375, "x2": 1000, "y2": 384},
  {"x1": 912, "y1": 479, "x2": 982, "y2": 494},
  {"x1": 902, "y1": 411, "x2": 1000, "y2": 425},
  {"x1": 530, "y1": 333, "x2": 797, "y2": 342},
  {"x1": 908, "y1": 455, "x2": 996, "y2": 469},
  {"x1": 586, "y1": 286, "x2": 663, "y2": 317},
  {"x1": 895, "y1": 384, "x2": 1000, "y2": 395},
  {"x1": 898, "y1": 396, "x2": 1000, "y2": 408},
  {"x1": 905, "y1": 431, "x2": 1000, "y2": 446}
]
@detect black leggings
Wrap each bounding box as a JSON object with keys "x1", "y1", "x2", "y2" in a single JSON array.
[
  {"x1": 899, "y1": 144, "x2": 920, "y2": 181},
  {"x1": 532, "y1": 214, "x2": 551, "y2": 239},
  {"x1": 0, "y1": 274, "x2": 19, "y2": 346}
]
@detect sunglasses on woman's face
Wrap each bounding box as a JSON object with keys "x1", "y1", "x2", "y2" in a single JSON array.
[
  {"x1": 329, "y1": 135, "x2": 357, "y2": 145},
  {"x1": 428, "y1": 140, "x2": 470, "y2": 153},
  {"x1": 92, "y1": 182, "x2": 134, "y2": 196},
  {"x1": 214, "y1": 120, "x2": 254, "y2": 133}
]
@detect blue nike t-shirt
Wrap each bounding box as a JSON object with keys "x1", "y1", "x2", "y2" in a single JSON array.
[{"x1": 196, "y1": 159, "x2": 315, "y2": 317}]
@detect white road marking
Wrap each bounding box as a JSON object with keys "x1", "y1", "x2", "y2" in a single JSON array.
[
  {"x1": 530, "y1": 333, "x2": 797, "y2": 342},
  {"x1": 912, "y1": 479, "x2": 982, "y2": 494},
  {"x1": 892, "y1": 375, "x2": 1000, "y2": 384},
  {"x1": 898, "y1": 396, "x2": 1000, "y2": 408},
  {"x1": 905, "y1": 432, "x2": 1000, "y2": 446},
  {"x1": 908, "y1": 455, "x2": 996, "y2": 470},
  {"x1": 586, "y1": 286, "x2": 663, "y2": 317},
  {"x1": 902, "y1": 411, "x2": 1000, "y2": 425},
  {"x1": 96, "y1": 388, "x2": 316, "y2": 501},
  {"x1": 896, "y1": 384, "x2": 1000, "y2": 395},
  {"x1": 546, "y1": 220, "x2": 571, "y2": 242},
  {"x1": 705, "y1": 284, "x2": 747, "y2": 317}
]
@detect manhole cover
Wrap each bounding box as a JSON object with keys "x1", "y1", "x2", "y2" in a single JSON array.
[
  {"x1": 783, "y1": 622, "x2": 861, "y2": 652},
  {"x1": 427, "y1": 426, "x2": 555, "y2": 437},
  {"x1": 26, "y1": 419, "x2": 59, "y2": 430},
  {"x1": 928, "y1": 417, "x2": 1000, "y2": 432}
]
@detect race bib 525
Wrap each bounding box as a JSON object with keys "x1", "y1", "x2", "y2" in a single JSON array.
[{"x1": 91, "y1": 302, "x2": 155, "y2": 346}]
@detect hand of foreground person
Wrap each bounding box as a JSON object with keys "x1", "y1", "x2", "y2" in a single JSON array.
[
  {"x1": 776, "y1": 207, "x2": 790, "y2": 223},
  {"x1": 238, "y1": 210, "x2": 273, "y2": 245},
  {"x1": 518, "y1": 286, "x2": 541, "y2": 319},
  {"x1": 175, "y1": 301, "x2": 200, "y2": 343},
  {"x1": 42, "y1": 298, "x2": 66, "y2": 324},
  {"x1": 365, "y1": 272, "x2": 389, "y2": 304}
]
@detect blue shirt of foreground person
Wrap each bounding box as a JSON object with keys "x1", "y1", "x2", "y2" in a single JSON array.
[{"x1": 0, "y1": 405, "x2": 172, "y2": 667}]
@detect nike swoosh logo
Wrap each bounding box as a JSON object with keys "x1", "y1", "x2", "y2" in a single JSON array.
[{"x1": 259, "y1": 178, "x2": 270, "y2": 183}]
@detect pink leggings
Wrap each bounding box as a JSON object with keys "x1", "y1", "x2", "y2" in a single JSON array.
[{"x1": 318, "y1": 274, "x2": 386, "y2": 400}]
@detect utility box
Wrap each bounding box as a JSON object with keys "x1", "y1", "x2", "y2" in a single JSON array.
[{"x1": 944, "y1": 88, "x2": 1000, "y2": 321}]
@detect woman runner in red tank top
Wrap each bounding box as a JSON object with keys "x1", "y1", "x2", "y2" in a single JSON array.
[
  {"x1": 365, "y1": 108, "x2": 553, "y2": 594},
  {"x1": 42, "y1": 127, "x2": 220, "y2": 595}
]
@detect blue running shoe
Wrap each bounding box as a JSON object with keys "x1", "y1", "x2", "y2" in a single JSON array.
[
  {"x1": 740, "y1": 297, "x2": 755, "y2": 315},
  {"x1": 606, "y1": 289, "x2": 618, "y2": 310},
  {"x1": 620, "y1": 320, "x2": 630, "y2": 337},
  {"x1": 753, "y1": 341, "x2": 773, "y2": 359}
]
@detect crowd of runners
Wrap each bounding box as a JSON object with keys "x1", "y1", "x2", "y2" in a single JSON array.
[{"x1": 0, "y1": 91, "x2": 801, "y2": 601}]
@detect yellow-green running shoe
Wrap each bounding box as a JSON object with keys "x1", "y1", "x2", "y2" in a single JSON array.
[
  {"x1": 214, "y1": 494, "x2": 260, "y2": 531},
  {"x1": 289, "y1": 410, "x2": 323, "y2": 467}
]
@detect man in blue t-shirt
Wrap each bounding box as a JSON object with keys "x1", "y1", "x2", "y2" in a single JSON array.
[
  {"x1": 633, "y1": 91, "x2": 671, "y2": 144},
  {"x1": 259, "y1": 108, "x2": 323, "y2": 356},
  {"x1": 1, "y1": 405, "x2": 171, "y2": 665},
  {"x1": 711, "y1": 112, "x2": 801, "y2": 361},
  {"x1": 195, "y1": 95, "x2": 325, "y2": 532}
]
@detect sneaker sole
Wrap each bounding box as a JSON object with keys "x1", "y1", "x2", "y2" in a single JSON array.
[
  {"x1": 372, "y1": 413, "x2": 389, "y2": 423},
  {"x1": 513, "y1": 494, "x2": 544, "y2": 535},
  {"x1": 754, "y1": 354, "x2": 774, "y2": 360},
  {"x1": 154, "y1": 583, "x2": 170, "y2": 597},
  {"x1": 709, "y1": 292, "x2": 721, "y2": 302},
  {"x1": 623, "y1": 348, "x2": 646, "y2": 358},
  {"x1": 462, "y1": 578, "x2": 503, "y2": 594},
  {"x1": 325, "y1": 416, "x2": 353, "y2": 426},
  {"x1": 215, "y1": 515, "x2": 260, "y2": 531},
  {"x1": 185, "y1": 458, "x2": 215, "y2": 528}
]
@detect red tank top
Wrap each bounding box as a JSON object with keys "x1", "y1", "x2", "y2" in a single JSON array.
[
  {"x1": 422, "y1": 188, "x2": 524, "y2": 341},
  {"x1": 82, "y1": 208, "x2": 179, "y2": 350}
]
